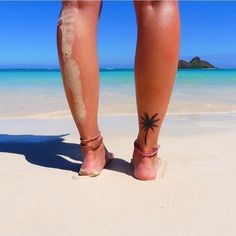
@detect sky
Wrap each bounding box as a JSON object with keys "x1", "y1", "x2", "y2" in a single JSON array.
[{"x1": 0, "y1": 1, "x2": 236, "y2": 69}]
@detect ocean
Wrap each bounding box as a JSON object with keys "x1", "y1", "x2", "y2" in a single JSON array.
[{"x1": 0, "y1": 69, "x2": 236, "y2": 118}]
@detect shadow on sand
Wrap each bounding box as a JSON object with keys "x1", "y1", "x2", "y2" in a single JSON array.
[{"x1": 0, "y1": 134, "x2": 132, "y2": 176}]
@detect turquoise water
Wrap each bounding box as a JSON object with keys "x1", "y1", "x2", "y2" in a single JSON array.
[
  {"x1": 1, "y1": 68, "x2": 236, "y2": 88},
  {"x1": 0, "y1": 69, "x2": 236, "y2": 118}
]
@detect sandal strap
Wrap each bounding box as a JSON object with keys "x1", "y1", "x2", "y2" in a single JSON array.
[
  {"x1": 134, "y1": 140, "x2": 159, "y2": 158},
  {"x1": 80, "y1": 131, "x2": 103, "y2": 151}
]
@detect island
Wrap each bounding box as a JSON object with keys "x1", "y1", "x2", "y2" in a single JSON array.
[{"x1": 178, "y1": 57, "x2": 215, "y2": 69}]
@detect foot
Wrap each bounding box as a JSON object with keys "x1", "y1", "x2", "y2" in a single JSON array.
[
  {"x1": 79, "y1": 143, "x2": 113, "y2": 177},
  {"x1": 131, "y1": 140, "x2": 165, "y2": 181},
  {"x1": 131, "y1": 154, "x2": 157, "y2": 181}
]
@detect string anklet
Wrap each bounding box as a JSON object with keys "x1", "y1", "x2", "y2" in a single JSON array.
[
  {"x1": 80, "y1": 131, "x2": 103, "y2": 151},
  {"x1": 133, "y1": 140, "x2": 160, "y2": 158},
  {"x1": 78, "y1": 130, "x2": 114, "y2": 177}
]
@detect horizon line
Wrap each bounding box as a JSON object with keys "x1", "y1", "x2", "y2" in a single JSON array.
[{"x1": 1, "y1": 67, "x2": 236, "y2": 70}]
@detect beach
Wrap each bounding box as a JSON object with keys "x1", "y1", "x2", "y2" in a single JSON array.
[
  {"x1": 0, "y1": 69, "x2": 236, "y2": 235},
  {"x1": 0, "y1": 113, "x2": 236, "y2": 235}
]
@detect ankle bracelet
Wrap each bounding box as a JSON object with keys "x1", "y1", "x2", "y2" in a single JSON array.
[
  {"x1": 134, "y1": 140, "x2": 159, "y2": 158},
  {"x1": 80, "y1": 131, "x2": 103, "y2": 151}
]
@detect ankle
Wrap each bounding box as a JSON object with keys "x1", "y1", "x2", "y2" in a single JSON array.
[
  {"x1": 80, "y1": 130, "x2": 103, "y2": 152},
  {"x1": 79, "y1": 127, "x2": 100, "y2": 141},
  {"x1": 82, "y1": 144, "x2": 104, "y2": 159},
  {"x1": 135, "y1": 137, "x2": 159, "y2": 153},
  {"x1": 133, "y1": 139, "x2": 159, "y2": 159}
]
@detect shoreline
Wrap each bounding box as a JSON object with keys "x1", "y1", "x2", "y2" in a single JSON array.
[{"x1": 0, "y1": 110, "x2": 236, "y2": 120}]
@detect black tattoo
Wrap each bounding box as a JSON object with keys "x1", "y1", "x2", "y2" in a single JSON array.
[{"x1": 140, "y1": 113, "x2": 160, "y2": 146}]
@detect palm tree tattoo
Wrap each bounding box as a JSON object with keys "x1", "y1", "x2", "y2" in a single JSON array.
[{"x1": 140, "y1": 113, "x2": 160, "y2": 146}]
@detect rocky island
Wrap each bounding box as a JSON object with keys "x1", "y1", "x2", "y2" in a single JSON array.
[{"x1": 178, "y1": 57, "x2": 215, "y2": 69}]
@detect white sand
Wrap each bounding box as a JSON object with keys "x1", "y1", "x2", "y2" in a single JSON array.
[{"x1": 0, "y1": 114, "x2": 236, "y2": 236}]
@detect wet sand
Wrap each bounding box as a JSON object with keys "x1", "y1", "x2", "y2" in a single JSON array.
[{"x1": 0, "y1": 113, "x2": 236, "y2": 235}]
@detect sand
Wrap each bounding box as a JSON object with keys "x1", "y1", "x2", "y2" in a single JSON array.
[{"x1": 0, "y1": 113, "x2": 236, "y2": 236}]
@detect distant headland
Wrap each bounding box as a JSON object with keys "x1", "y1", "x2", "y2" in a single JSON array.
[{"x1": 178, "y1": 57, "x2": 215, "y2": 69}]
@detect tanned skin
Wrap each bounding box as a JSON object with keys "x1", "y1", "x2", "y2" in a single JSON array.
[{"x1": 57, "y1": 1, "x2": 180, "y2": 180}]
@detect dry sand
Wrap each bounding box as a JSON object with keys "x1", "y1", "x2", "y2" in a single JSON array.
[{"x1": 0, "y1": 114, "x2": 236, "y2": 236}]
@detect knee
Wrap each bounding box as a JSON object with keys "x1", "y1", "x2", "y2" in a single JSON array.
[
  {"x1": 134, "y1": 1, "x2": 179, "y2": 23},
  {"x1": 57, "y1": 1, "x2": 101, "y2": 31},
  {"x1": 61, "y1": 1, "x2": 101, "y2": 16},
  {"x1": 134, "y1": 1, "x2": 179, "y2": 60},
  {"x1": 57, "y1": 1, "x2": 101, "y2": 35}
]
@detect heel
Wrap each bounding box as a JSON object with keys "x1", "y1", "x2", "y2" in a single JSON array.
[
  {"x1": 131, "y1": 140, "x2": 164, "y2": 181},
  {"x1": 79, "y1": 131, "x2": 113, "y2": 177}
]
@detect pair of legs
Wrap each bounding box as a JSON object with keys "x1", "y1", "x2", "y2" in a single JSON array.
[{"x1": 57, "y1": 1, "x2": 180, "y2": 180}]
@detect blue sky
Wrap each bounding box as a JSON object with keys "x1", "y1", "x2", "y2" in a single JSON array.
[{"x1": 0, "y1": 1, "x2": 236, "y2": 69}]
